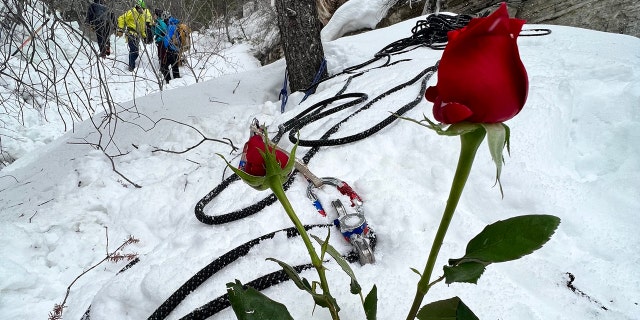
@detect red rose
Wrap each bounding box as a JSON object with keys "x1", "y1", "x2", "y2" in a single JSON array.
[
  {"x1": 425, "y1": 3, "x2": 528, "y2": 124},
  {"x1": 243, "y1": 135, "x2": 289, "y2": 176}
]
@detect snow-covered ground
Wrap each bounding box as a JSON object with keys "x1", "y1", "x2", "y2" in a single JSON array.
[
  {"x1": 0, "y1": 2, "x2": 261, "y2": 165},
  {"x1": 1, "y1": 1, "x2": 639, "y2": 320}
]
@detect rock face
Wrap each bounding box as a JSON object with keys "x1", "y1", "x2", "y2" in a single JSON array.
[
  {"x1": 517, "y1": 0, "x2": 639, "y2": 38},
  {"x1": 381, "y1": 0, "x2": 640, "y2": 38},
  {"x1": 317, "y1": 0, "x2": 349, "y2": 25}
]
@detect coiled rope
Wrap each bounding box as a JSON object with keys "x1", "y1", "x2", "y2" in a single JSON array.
[
  {"x1": 194, "y1": 12, "x2": 474, "y2": 226},
  {"x1": 175, "y1": 68, "x2": 434, "y2": 320}
]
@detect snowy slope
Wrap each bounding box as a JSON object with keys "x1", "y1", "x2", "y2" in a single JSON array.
[{"x1": 1, "y1": 6, "x2": 640, "y2": 320}]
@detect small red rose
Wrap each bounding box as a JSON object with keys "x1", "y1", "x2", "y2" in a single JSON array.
[{"x1": 243, "y1": 135, "x2": 289, "y2": 176}]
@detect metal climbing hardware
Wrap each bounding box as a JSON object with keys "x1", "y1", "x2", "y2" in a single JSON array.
[
  {"x1": 306, "y1": 177, "x2": 362, "y2": 216},
  {"x1": 331, "y1": 199, "x2": 375, "y2": 265},
  {"x1": 238, "y1": 119, "x2": 262, "y2": 171},
  {"x1": 246, "y1": 119, "x2": 375, "y2": 265},
  {"x1": 307, "y1": 177, "x2": 375, "y2": 265}
]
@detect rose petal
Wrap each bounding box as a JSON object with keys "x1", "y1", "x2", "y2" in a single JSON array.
[
  {"x1": 425, "y1": 86, "x2": 439, "y2": 102},
  {"x1": 275, "y1": 150, "x2": 289, "y2": 168},
  {"x1": 436, "y1": 102, "x2": 473, "y2": 124}
]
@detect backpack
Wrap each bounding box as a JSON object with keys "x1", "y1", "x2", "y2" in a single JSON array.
[
  {"x1": 168, "y1": 25, "x2": 181, "y2": 52},
  {"x1": 86, "y1": 2, "x2": 111, "y2": 29},
  {"x1": 144, "y1": 23, "x2": 154, "y2": 44},
  {"x1": 163, "y1": 17, "x2": 183, "y2": 52},
  {"x1": 176, "y1": 23, "x2": 191, "y2": 53}
]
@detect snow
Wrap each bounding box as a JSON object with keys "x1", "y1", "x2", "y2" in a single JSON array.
[
  {"x1": 1, "y1": 3, "x2": 640, "y2": 320},
  {"x1": 0, "y1": 1, "x2": 260, "y2": 166},
  {"x1": 321, "y1": 0, "x2": 391, "y2": 42}
]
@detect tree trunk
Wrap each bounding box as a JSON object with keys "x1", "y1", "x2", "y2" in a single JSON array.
[
  {"x1": 273, "y1": 0, "x2": 327, "y2": 92},
  {"x1": 422, "y1": 0, "x2": 440, "y2": 15}
]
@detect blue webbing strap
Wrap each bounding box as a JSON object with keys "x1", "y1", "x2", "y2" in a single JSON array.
[
  {"x1": 279, "y1": 68, "x2": 289, "y2": 113},
  {"x1": 299, "y1": 58, "x2": 327, "y2": 105}
]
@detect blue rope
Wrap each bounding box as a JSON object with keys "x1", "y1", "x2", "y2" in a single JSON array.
[
  {"x1": 299, "y1": 58, "x2": 327, "y2": 105},
  {"x1": 279, "y1": 68, "x2": 288, "y2": 113}
]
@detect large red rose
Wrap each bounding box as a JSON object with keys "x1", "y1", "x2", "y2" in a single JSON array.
[
  {"x1": 425, "y1": 3, "x2": 528, "y2": 124},
  {"x1": 243, "y1": 135, "x2": 289, "y2": 176}
]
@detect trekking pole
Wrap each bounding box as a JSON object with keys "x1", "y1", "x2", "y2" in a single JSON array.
[{"x1": 11, "y1": 17, "x2": 51, "y2": 57}]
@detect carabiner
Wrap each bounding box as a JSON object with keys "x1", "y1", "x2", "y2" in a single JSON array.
[{"x1": 307, "y1": 178, "x2": 375, "y2": 265}]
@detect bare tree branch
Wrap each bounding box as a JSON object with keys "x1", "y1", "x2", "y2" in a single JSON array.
[
  {"x1": 49, "y1": 227, "x2": 139, "y2": 320},
  {"x1": 147, "y1": 118, "x2": 238, "y2": 155}
]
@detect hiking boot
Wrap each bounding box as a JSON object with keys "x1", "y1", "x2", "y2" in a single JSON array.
[{"x1": 128, "y1": 67, "x2": 135, "y2": 72}]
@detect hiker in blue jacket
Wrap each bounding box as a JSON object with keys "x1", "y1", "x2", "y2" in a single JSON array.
[
  {"x1": 85, "y1": 0, "x2": 114, "y2": 58},
  {"x1": 160, "y1": 14, "x2": 181, "y2": 83}
]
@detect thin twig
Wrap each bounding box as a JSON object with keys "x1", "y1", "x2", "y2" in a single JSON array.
[
  {"x1": 148, "y1": 118, "x2": 238, "y2": 154},
  {"x1": 209, "y1": 98, "x2": 229, "y2": 104},
  {"x1": 29, "y1": 210, "x2": 38, "y2": 223},
  {"x1": 38, "y1": 198, "x2": 54, "y2": 206},
  {"x1": 185, "y1": 159, "x2": 199, "y2": 165},
  {"x1": 50, "y1": 230, "x2": 139, "y2": 320},
  {"x1": 67, "y1": 139, "x2": 142, "y2": 188},
  {"x1": 103, "y1": 150, "x2": 142, "y2": 188},
  {"x1": 105, "y1": 227, "x2": 109, "y2": 256},
  {"x1": 5, "y1": 202, "x2": 23, "y2": 210},
  {"x1": 0, "y1": 174, "x2": 19, "y2": 183}
]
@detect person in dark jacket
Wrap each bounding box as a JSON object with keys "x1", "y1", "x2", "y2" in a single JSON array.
[{"x1": 85, "y1": 0, "x2": 114, "y2": 58}]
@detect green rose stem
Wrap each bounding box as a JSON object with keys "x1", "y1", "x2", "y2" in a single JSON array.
[
  {"x1": 406, "y1": 128, "x2": 486, "y2": 320},
  {"x1": 268, "y1": 174, "x2": 341, "y2": 320}
]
